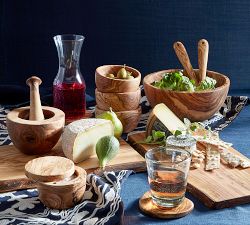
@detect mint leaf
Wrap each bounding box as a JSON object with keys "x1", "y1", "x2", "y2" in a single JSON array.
[
  {"x1": 174, "y1": 130, "x2": 182, "y2": 137},
  {"x1": 152, "y1": 130, "x2": 165, "y2": 141},
  {"x1": 190, "y1": 125, "x2": 197, "y2": 131},
  {"x1": 137, "y1": 130, "x2": 166, "y2": 145}
]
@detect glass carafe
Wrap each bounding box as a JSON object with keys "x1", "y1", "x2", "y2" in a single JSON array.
[{"x1": 53, "y1": 34, "x2": 86, "y2": 121}]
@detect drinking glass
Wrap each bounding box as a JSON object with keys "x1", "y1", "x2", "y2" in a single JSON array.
[{"x1": 145, "y1": 147, "x2": 191, "y2": 208}]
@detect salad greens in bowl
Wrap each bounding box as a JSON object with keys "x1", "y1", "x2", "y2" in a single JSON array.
[
  {"x1": 143, "y1": 69, "x2": 230, "y2": 121},
  {"x1": 152, "y1": 71, "x2": 217, "y2": 92}
]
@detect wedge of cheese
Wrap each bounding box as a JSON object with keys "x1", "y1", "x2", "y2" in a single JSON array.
[
  {"x1": 62, "y1": 119, "x2": 114, "y2": 163},
  {"x1": 146, "y1": 103, "x2": 186, "y2": 137}
]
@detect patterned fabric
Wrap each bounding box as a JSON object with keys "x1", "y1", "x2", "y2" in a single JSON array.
[{"x1": 0, "y1": 171, "x2": 131, "y2": 225}]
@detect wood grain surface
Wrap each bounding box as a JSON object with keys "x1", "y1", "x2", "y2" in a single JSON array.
[
  {"x1": 26, "y1": 76, "x2": 44, "y2": 121},
  {"x1": 0, "y1": 139, "x2": 145, "y2": 193},
  {"x1": 95, "y1": 106, "x2": 142, "y2": 133},
  {"x1": 128, "y1": 132, "x2": 250, "y2": 209},
  {"x1": 95, "y1": 65, "x2": 141, "y2": 93},
  {"x1": 6, "y1": 106, "x2": 65, "y2": 155},
  {"x1": 198, "y1": 39, "x2": 209, "y2": 83},
  {"x1": 143, "y1": 69, "x2": 230, "y2": 121},
  {"x1": 25, "y1": 156, "x2": 75, "y2": 182},
  {"x1": 37, "y1": 166, "x2": 86, "y2": 209},
  {"x1": 95, "y1": 88, "x2": 141, "y2": 111},
  {"x1": 173, "y1": 42, "x2": 197, "y2": 82},
  {"x1": 139, "y1": 192, "x2": 194, "y2": 219}
]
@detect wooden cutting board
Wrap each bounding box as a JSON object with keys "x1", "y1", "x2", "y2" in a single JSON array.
[
  {"x1": 128, "y1": 132, "x2": 250, "y2": 209},
  {"x1": 0, "y1": 139, "x2": 145, "y2": 193}
]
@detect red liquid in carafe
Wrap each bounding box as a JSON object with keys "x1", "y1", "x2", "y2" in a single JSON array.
[{"x1": 53, "y1": 82, "x2": 86, "y2": 120}]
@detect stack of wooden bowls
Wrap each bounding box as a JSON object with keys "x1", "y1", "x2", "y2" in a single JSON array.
[{"x1": 95, "y1": 65, "x2": 142, "y2": 133}]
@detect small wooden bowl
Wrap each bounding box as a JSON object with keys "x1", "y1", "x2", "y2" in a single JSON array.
[
  {"x1": 95, "y1": 88, "x2": 141, "y2": 111},
  {"x1": 95, "y1": 65, "x2": 141, "y2": 93},
  {"x1": 6, "y1": 106, "x2": 65, "y2": 155},
  {"x1": 38, "y1": 166, "x2": 86, "y2": 209},
  {"x1": 143, "y1": 69, "x2": 230, "y2": 121},
  {"x1": 25, "y1": 156, "x2": 87, "y2": 210},
  {"x1": 95, "y1": 106, "x2": 142, "y2": 133}
]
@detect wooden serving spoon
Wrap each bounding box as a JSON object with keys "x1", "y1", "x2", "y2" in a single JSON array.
[
  {"x1": 173, "y1": 41, "x2": 197, "y2": 82},
  {"x1": 198, "y1": 39, "x2": 209, "y2": 83},
  {"x1": 26, "y1": 76, "x2": 45, "y2": 121}
]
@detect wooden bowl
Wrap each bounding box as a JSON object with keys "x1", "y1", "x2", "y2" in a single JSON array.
[
  {"x1": 25, "y1": 156, "x2": 86, "y2": 209},
  {"x1": 95, "y1": 106, "x2": 142, "y2": 133},
  {"x1": 38, "y1": 166, "x2": 86, "y2": 209},
  {"x1": 95, "y1": 88, "x2": 141, "y2": 111},
  {"x1": 95, "y1": 65, "x2": 141, "y2": 93},
  {"x1": 143, "y1": 69, "x2": 230, "y2": 122},
  {"x1": 6, "y1": 106, "x2": 65, "y2": 155}
]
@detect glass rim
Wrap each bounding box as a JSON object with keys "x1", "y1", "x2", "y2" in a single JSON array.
[
  {"x1": 53, "y1": 34, "x2": 85, "y2": 42},
  {"x1": 145, "y1": 146, "x2": 191, "y2": 164}
]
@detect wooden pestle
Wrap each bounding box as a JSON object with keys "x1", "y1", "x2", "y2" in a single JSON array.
[
  {"x1": 198, "y1": 39, "x2": 209, "y2": 84},
  {"x1": 173, "y1": 41, "x2": 197, "y2": 83},
  {"x1": 26, "y1": 76, "x2": 45, "y2": 121}
]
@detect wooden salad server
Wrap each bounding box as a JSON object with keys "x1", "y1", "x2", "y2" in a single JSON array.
[
  {"x1": 173, "y1": 41, "x2": 197, "y2": 82},
  {"x1": 26, "y1": 76, "x2": 45, "y2": 121},
  {"x1": 198, "y1": 39, "x2": 209, "y2": 83}
]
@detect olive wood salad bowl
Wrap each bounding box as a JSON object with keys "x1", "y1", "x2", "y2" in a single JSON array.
[
  {"x1": 95, "y1": 65, "x2": 141, "y2": 93},
  {"x1": 143, "y1": 69, "x2": 230, "y2": 122}
]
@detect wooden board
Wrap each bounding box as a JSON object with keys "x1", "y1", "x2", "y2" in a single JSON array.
[
  {"x1": 128, "y1": 132, "x2": 250, "y2": 209},
  {"x1": 0, "y1": 139, "x2": 145, "y2": 193}
]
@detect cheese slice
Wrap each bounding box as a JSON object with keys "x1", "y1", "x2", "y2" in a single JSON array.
[
  {"x1": 205, "y1": 145, "x2": 220, "y2": 170},
  {"x1": 146, "y1": 103, "x2": 186, "y2": 136},
  {"x1": 62, "y1": 119, "x2": 114, "y2": 163}
]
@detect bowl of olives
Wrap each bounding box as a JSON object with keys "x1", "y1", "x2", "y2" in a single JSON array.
[{"x1": 95, "y1": 65, "x2": 141, "y2": 93}]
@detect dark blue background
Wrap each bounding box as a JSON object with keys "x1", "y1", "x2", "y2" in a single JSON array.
[{"x1": 1, "y1": 0, "x2": 250, "y2": 98}]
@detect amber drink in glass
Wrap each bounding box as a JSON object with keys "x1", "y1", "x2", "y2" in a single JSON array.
[{"x1": 145, "y1": 147, "x2": 191, "y2": 208}]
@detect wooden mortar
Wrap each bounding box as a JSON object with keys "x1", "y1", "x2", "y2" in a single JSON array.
[
  {"x1": 6, "y1": 76, "x2": 65, "y2": 155},
  {"x1": 25, "y1": 156, "x2": 87, "y2": 209}
]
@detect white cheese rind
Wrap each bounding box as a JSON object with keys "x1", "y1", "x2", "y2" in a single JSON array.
[{"x1": 62, "y1": 119, "x2": 114, "y2": 163}]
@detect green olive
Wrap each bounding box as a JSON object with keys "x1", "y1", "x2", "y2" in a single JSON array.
[
  {"x1": 117, "y1": 68, "x2": 127, "y2": 79},
  {"x1": 106, "y1": 73, "x2": 115, "y2": 78},
  {"x1": 127, "y1": 75, "x2": 134, "y2": 79}
]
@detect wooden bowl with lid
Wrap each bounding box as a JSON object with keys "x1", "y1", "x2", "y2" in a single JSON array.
[
  {"x1": 25, "y1": 156, "x2": 87, "y2": 210},
  {"x1": 95, "y1": 65, "x2": 141, "y2": 93},
  {"x1": 143, "y1": 69, "x2": 230, "y2": 122}
]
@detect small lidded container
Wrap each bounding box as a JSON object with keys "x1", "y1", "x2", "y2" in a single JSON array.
[
  {"x1": 166, "y1": 134, "x2": 197, "y2": 154},
  {"x1": 25, "y1": 156, "x2": 87, "y2": 209}
]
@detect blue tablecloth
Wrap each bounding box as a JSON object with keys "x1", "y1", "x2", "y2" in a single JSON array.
[{"x1": 121, "y1": 102, "x2": 250, "y2": 225}]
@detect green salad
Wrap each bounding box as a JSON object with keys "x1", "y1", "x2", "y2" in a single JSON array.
[{"x1": 152, "y1": 71, "x2": 216, "y2": 92}]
